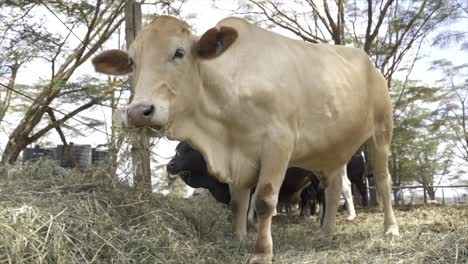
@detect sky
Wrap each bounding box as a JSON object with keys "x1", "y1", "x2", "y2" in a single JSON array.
[{"x1": 0, "y1": 0, "x2": 467, "y2": 198}]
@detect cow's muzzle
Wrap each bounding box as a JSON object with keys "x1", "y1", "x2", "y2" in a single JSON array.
[
  {"x1": 166, "y1": 160, "x2": 178, "y2": 174},
  {"x1": 127, "y1": 102, "x2": 155, "y2": 127}
]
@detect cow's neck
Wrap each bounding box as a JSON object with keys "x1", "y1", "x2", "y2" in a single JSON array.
[
  {"x1": 168, "y1": 63, "x2": 260, "y2": 186},
  {"x1": 168, "y1": 81, "x2": 233, "y2": 184}
]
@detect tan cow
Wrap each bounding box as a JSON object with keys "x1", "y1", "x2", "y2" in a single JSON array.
[{"x1": 92, "y1": 16, "x2": 399, "y2": 264}]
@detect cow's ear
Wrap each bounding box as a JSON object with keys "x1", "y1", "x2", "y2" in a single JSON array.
[
  {"x1": 92, "y1": 49, "x2": 132, "y2": 75},
  {"x1": 197, "y1": 26, "x2": 238, "y2": 59}
]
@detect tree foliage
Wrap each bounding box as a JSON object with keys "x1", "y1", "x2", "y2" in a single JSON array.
[
  {"x1": 234, "y1": 0, "x2": 458, "y2": 84},
  {"x1": 390, "y1": 80, "x2": 454, "y2": 201},
  {"x1": 430, "y1": 59, "x2": 468, "y2": 166},
  {"x1": 0, "y1": 0, "x2": 185, "y2": 165},
  {"x1": 432, "y1": 0, "x2": 468, "y2": 50},
  {"x1": 0, "y1": 0, "x2": 61, "y2": 123}
]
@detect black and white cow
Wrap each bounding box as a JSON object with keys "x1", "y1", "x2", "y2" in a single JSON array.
[
  {"x1": 167, "y1": 142, "x2": 357, "y2": 222},
  {"x1": 166, "y1": 142, "x2": 312, "y2": 208},
  {"x1": 347, "y1": 153, "x2": 369, "y2": 207}
]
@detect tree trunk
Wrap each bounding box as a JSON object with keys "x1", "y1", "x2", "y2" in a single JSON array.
[
  {"x1": 1, "y1": 130, "x2": 30, "y2": 164},
  {"x1": 125, "y1": 0, "x2": 152, "y2": 192},
  {"x1": 1, "y1": 99, "x2": 50, "y2": 164},
  {"x1": 426, "y1": 186, "x2": 436, "y2": 201},
  {"x1": 109, "y1": 79, "x2": 119, "y2": 176},
  {"x1": 1, "y1": 90, "x2": 112, "y2": 164},
  {"x1": 47, "y1": 109, "x2": 79, "y2": 168},
  {"x1": 131, "y1": 134, "x2": 152, "y2": 191},
  {"x1": 0, "y1": 64, "x2": 19, "y2": 123}
]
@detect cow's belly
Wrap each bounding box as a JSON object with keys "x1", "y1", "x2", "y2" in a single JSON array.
[
  {"x1": 289, "y1": 110, "x2": 374, "y2": 171},
  {"x1": 287, "y1": 84, "x2": 374, "y2": 170}
]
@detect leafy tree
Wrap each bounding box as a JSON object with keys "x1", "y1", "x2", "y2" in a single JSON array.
[
  {"x1": 390, "y1": 78, "x2": 456, "y2": 203},
  {"x1": 0, "y1": 0, "x2": 185, "y2": 165},
  {"x1": 430, "y1": 59, "x2": 468, "y2": 165},
  {"x1": 0, "y1": 1, "x2": 59, "y2": 123},
  {"x1": 432, "y1": 0, "x2": 468, "y2": 51},
  {"x1": 0, "y1": 0, "x2": 128, "y2": 164},
  {"x1": 233, "y1": 0, "x2": 458, "y2": 85}
]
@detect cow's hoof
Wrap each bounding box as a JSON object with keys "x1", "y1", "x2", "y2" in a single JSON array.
[
  {"x1": 234, "y1": 233, "x2": 248, "y2": 242},
  {"x1": 319, "y1": 234, "x2": 333, "y2": 242},
  {"x1": 232, "y1": 229, "x2": 248, "y2": 242},
  {"x1": 319, "y1": 231, "x2": 334, "y2": 241},
  {"x1": 319, "y1": 224, "x2": 336, "y2": 240},
  {"x1": 249, "y1": 254, "x2": 272, "y2": 264},
  {"x1": 384, "y1": 225, "x2": 400, "y2": 237},
  {"x1": 346, "y1": 214, "x2": 356, "y2": 221},
  {"x1": 248, "y1": 219, "x2": 259, "y2": 232}
]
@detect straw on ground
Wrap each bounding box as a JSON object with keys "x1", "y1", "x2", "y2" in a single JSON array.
[{"x1": 0, "y1": 160, "x2": 466, "y2": 264}]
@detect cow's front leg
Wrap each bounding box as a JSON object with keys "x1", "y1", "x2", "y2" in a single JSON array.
[
  {"x1": 249, "y1": 149, "x2": 289, "y2": 264},
  {"x1": 229, "y1": 185, "x2": 250, "y2": 241},
  {"x1": 320, "y1": 166, "x2": 346, "y2": 238}
]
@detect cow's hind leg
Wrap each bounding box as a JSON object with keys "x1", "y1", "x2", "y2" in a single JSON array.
[
  {"x1": 230, "y1": 185, "x2": 250, "y2": 240},
  {"x1": 320, "y1": 166, "x2": 345, "y2": 238},
  {"x1": 366, "y1": 132, "x2": 399, "y2": 236}
]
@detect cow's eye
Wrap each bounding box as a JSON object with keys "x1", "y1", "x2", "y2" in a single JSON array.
[
  {"x1": 173, "y1": 48, "x2": 185, "y2": 60},
  {"x1": 129, "y1": 58, "x2": 134, "y2": 68}
]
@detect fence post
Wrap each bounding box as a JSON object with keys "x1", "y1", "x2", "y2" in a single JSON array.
[
  {"x1": 400, "y1": 187, "x2": 404, "y2": 205},
  {"x1": 442, "y1": 188, "x2": 445, "y2": 206},
  {"x1": 423, "y1": 177, "x2": 427, "y2": 204}
]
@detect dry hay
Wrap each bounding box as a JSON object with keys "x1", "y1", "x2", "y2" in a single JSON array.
[{"x1": 0, "y1": 160, "x2": 466, "y2": 264}]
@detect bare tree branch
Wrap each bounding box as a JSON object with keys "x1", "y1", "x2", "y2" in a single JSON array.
[{"x1": 364, "y1": 0, "x2": 395, "y2": 53}]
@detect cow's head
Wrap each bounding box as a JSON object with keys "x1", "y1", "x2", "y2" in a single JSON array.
[
  {"x1": 92, "y1": 16, "x2": 238, "y2": 130},
  {"x1": 167, "y1": 141, "x2": 207, "y2": 174}
]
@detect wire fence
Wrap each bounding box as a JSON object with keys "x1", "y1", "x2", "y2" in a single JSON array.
[{"x1": 368, "y1": 185, "x2": 468, "y2": 206}]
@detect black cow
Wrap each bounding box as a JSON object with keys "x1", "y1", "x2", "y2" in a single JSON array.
[
  {"x1": 298, "y1": 154, "x2": 368, "y2": 220},
  {"x1": 299, "y1": 174, "x2": 325, "y2": 218},
  {"x1": 168, "y1": 142, "x2": 366, "y2": 222},
  {"x1": 166, "y1": 141, "x2": 231, "y2": 204},
  {"x1": 347, "y1": 153, "x2": 368, "y2": 207},
  {"x1": 167, "y1": 142, "x2": 313, "y2": 210}
]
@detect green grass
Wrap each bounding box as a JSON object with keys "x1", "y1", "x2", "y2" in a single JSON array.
[{"x1": 0, "y1": 160, "x2": 466, "y2": 264}]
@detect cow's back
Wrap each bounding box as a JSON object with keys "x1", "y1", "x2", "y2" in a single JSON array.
[{"x1": 200, "y1": 17, "x2": 391, "y2": 172}]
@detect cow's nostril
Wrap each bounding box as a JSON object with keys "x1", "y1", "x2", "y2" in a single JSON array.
[
  {"x1": 143, "y1": 105, "x2": 155, "y2": 118},
  {"x1": 167, "y1": 161, "x2": 177, "y2": 172}
]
